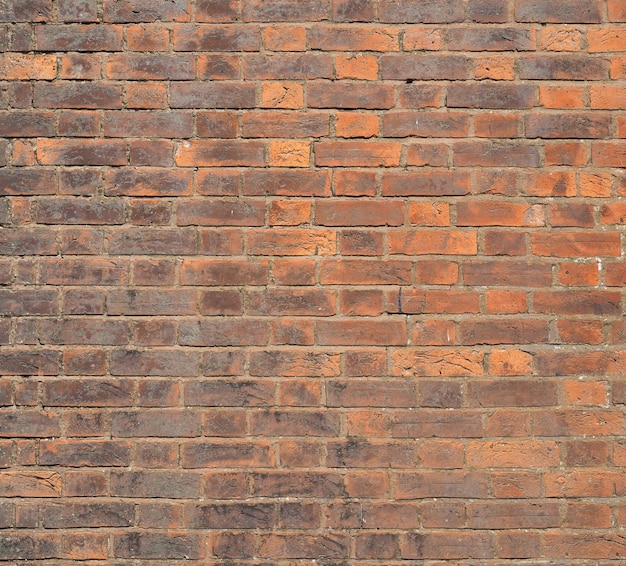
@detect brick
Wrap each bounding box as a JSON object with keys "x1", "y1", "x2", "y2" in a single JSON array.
[
  {"x1": 0, "y1": 0, "x2": 52, "y2": 21},
  {"x1": 388, "y1": 230, "x2": 477, "y2": 255},
  {"x1": 526, "y1": 113, "x2": 611, "y2": 138},
  {"x1": 518, "y1": 55, "x2": 609, "y2": 79},
  {"x1": 248, "y1": 228, "x2": 336, "y2": 255},
  {"x1": 332, "y1": 0, "x2": 375, "y2": 21},
  {"x1": 104, "y1": 111, "x2": 193, "y2": 138},
  {"x1": 531, "y1": 232, "x2": 620, "y2": 257},
  {"x1": 106, "y1": 53, "x2": 195, "y2": 80},
  {"x1": 0, "y1": 228, "x2": 57, "y2": 255},
  {"x1": 592, "y1": 142, "x2": 626, "y2": 167},
  {"x1": 467, "y1": 440, "x2": 559, "y2": 467},
  {"x1": 36, "y1": 24, "x2": 122, "y2": 51},
  {"x1": 179, "y1": 319, "x2": 267, "y2": 346},
  {"x1": 535, "y1": 350, "x2": 625, "y2": 376},
  {"x1": 382, "y1": 171, "x2": 470, "y2": 196},
  {"x1": 448, "y1": 83, "x2": 535, "y2": 108},
  {"x1": 0, "y1": 111, "x2": 54, "y2": 137},
  {"x1": 396, "y1": 471, "x2": 488, "y2": 498},
  {"x1": 309, "y1": 81, "x2": 394, "y2": 109},
  {"x1": 170, "y1": 81, "x2": 255, "y2": 108},
  {"x1": 173, "y1": 24, "x2": 260, "y2": 51},
  {"x1": 243, "y1": 111, "x2": 328, "y2": 138},
  {"x1": 446, "y1": 27, "x2": 535, "y2": 51},
  {"x1": 310, "y1": 25, "x2": 399, "y2": 51},
  {"x1": 245, "y1": 53, "x2": 333, "y2": 79},
  {"x1": 111, "y1": 350, "x2": 199, "y2": 377},
  {"x1": 41, "y1": 502, "x2": 133, "y2": 528},
  {"x1": 516, "y1": 0, "x2": 602, "y2": 22},
  {"x1": 398, "y1": 84, "x2": 441, "y2": 107},
  {"x1": 392, "y1": 410, "x2": 483, "y2": 438},
  {"x1": 104, "y1": 0, "x2": 190, "y2": 22},
  {"x1": 177, "y1": 199, "x2": 264, "y2": 226},
  {"x1": 0, "y1": 53, "x2": 56, "y2": 79},
  {"x1": 383, "y1": 111, "x2": 470, "y2": 137},
  {"x1": 378, "y1": 0, "x2": 464, "y2": 23},
  {"x1": 315, "y1": 141, "x2": 401, "y2": 166},
  {"x1": 336, "y1": 53, "x2": 378, "y2": 80},
  {"x1": 457, "y1": 201, "x2": 543, "y2": 226},
  {"x1": 185, "y1": 379, "x2": 273, "y2": 406},
  {"x1": 463, "y1": 260, "x2": 552, "y2": 286},
  {"x1": 180, "y1": 258, "x2": 268, "y2": 285},
  {"x1": 108, "y1": 228, "x2": 196, "y2": 255},
  {"x1": 114, "y1": 533, "x2": 203, "y2": 560},
  {"x1": 105, "y1": 168, "x2": 192, "y2": 196},
  {"x1": 454, "y1": 141, "x2": 541, "y2": 167},
  {"x1": 382, "y1": 54, "x2": 469, "y2": 80},
  {"x1": 608, "y1": 0, "x2": 626, "y2": 21},
  {"x1": 176, "y1": 140, "x2": 264, "y2": 167},
  {"x1": 34, "y1": 82, "x2": 122, "y2": 109},
  {"x1": 540, "y1": 26, "x2": 583, "y2": 51},
  {"x1": 392, "y1": 349, "x2": 484, "y2": 377},
  {"x1": 263, "y1": 24, "x2": 306, "y2": 50},
  {"x1": 37, "y1": 139, "x2": 126, "y2": 166},
  {"x1": 182, "y1": 441, "x2": 273, "y2": 468},
  {"x1": 250, "y1": 350, "x2": 340, "y2": 376},
  {"x1": 469, "y1": 501, "x2": 559, "y2": 529},
  {"x1": 40, "y1": 439, "x2": 130, "y2": 466}
]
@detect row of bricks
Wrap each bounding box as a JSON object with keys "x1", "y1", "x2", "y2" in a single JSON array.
[
  {"x1": 1, "y1": 24, "x2": 626, "y2": 54},
  {"x1": 3, "y1": 315, "x2": 626, "y2": 346},
  {"x1": 3, "y1": 53, "x2": 626, "y2": 82},
  {"x1": 2, "y1": 499, "x2": 625, "y2": 531},
  {"x1": 3, "y1": 108, "x2": 626, "y2": 138},
  {"x1": 4, "y1": 466, "x2": 626, "y2": 498},
  {"x1": 2, "y1": 403, "x2": 626, "y2": 439},
  {"x1": 5, "y1": 0, "x2": 626, "y2": 24},
  {"x1": 2, "y1": 168, "x2": 621, "y2": 196},
  {"x1": 1, "y1": 529, "x2": 626, "y2": 561},
  {"x1": 2, "y1": 139, "x2": 624, "y2": 168},
  {"x1": 4, "y1": 198, "x2": 626, "y2": 228},
  {"x1": 1, "y1": 346, "x2": 625, "y2": 376},
  {"x1": 4, "y1": 229, "x2": 626, "y2": 258}
]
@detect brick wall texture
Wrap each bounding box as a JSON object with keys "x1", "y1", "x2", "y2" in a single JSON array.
[{"x1": 1, "y1": 0, "x2": 626, "y2": 562}]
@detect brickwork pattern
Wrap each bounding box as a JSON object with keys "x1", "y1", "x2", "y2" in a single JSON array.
[{"x1": 1, "y1": 0, "x2": 626, "y2": 562}]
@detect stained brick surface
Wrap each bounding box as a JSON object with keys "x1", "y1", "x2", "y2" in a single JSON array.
[{"x1": 1, "y1": 1, "x2": 626, "y2": 563}]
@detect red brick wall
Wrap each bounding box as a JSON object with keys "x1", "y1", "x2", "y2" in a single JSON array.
[{"x1": 1, "y1": 0, "x2": 626, "y2": 562}]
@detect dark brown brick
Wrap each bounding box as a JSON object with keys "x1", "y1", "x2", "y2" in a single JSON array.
[{"x1": 516, "y1": 0, "x2": 602, "y2": 22}]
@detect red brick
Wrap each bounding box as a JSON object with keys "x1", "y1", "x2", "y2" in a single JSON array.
[{"x1": 383, "y1": 111, "x2": 470, "y2": 137}]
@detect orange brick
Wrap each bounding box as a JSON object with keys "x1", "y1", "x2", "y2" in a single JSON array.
[
  {"x1": 611, "y1": 54, "x2": 626, "y2": 78},
  {"x1": 263, "y1": 25, "x2": 307, "y2": 51},
  {"x1": 489, "y1": 349, "x2": 533, "y2": 376},
  {"x1": 580, "y1": 172, "x2": 613, "y2": 197},
  {"x1": 590, "y1": 85, "x2": 626, "y2": 109},
  {"x1": 539, "y1": 86, "x2": 586, "y2": 108},
  {"x1": 408, "y1": 203, "x2": 450, "y2": 226},
  {"x1": 335, "y1": 112, "x2": 379, "y2": 138},
  {"x1": 0, "y1": 53, "x2": 57, "y2": 80},
  {"x1": 563, "y1": 380, "x2": 609, "y2": 406},
  {"x1": 335, "y1": 53, "x2": 378, "y2": 80},
  {"x1": 269, "y1": 199, "x2": 311, "y2": 225},
  {"x1": 268, "y1": 140, "x2": 310, "y2": 167},
  {"x1": 403, "y1": 28, "x2": 444, "y2": 50},
  {"x1": 588, "y1": 26, "x2": 626, "y2": 52},
  {"x1": 261, "y1": 82, "x2": 304, "y2": 109},
  {"x1": 474, "y1": 55, "x2": 515, "y2": 80},
  {"x1": 126, "y1": 25, "x2": 169, "y2": 51},
  {"x1": 540, "y1": 26, "x2": 583, "y2": 51},
  {"x1": 485, "y1": 290, "x2": 528, "y2": 314}
]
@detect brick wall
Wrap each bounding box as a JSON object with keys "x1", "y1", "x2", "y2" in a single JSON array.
[{"x1": 1, "y1": 0, "x2": 625, "y2": 562}]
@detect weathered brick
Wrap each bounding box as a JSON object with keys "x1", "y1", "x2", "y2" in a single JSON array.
[{"x1": 36, "y1": 24, "x2": 122, "y2": 51}]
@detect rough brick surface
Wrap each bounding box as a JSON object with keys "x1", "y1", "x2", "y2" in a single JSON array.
[{"x1": 1, "y1": 1, "x2": 625, "y2": 563}]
